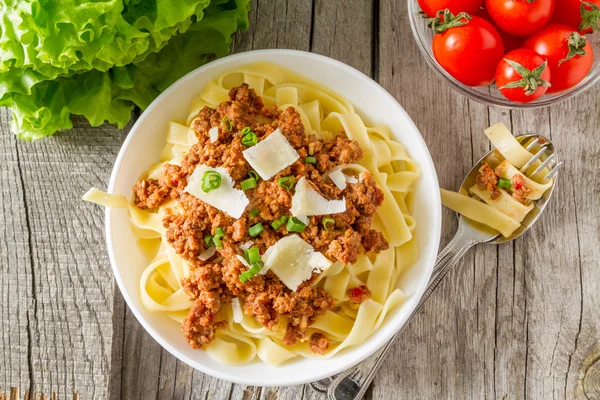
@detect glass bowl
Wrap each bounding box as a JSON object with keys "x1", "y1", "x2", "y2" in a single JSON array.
[{"x1": 408, "y1": 0, "x2": 600, "y2": 109}]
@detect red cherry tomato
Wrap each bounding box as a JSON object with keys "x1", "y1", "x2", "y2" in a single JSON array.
[
  {"x1": 485, "y1": 0, "x2": 555, "y2": 36},
  {"x1": 496, "y1": 49, "x2": 552, "y2": 103},
  {"x1": 418, "y1": 0, "x2": 484, "y2": 18},
  {"x1": 477, "y1": 8, "x2": 523, "y2": 52},
  {"x1": 430, "y1": 11, "x2": 505, "y2": 86},
  {"x1": 551, "y1": 0, "x2": 600, "y2": 34},
  {"x1": 523, "y1": 24, "x2": 594, "y2": 93}
]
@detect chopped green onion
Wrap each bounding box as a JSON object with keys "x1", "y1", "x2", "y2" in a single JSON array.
[
  {"x1": 497, "y1": 178, "x2": 512, "y2": 190},
  {"x1": 245, "y1": 247, "x2": 261, "y2": 264},
  {"x1": 239, "y1": 263, "x2": 262, "y2": 283},
  {"x1": 249, "y1": 208, "x2": 260, "y2": 218},
  {"x1": 213, "y1": 227, "x2": 225, "y2": 249},
  {"x1": 201, "y1": 171, "x2": 221, "y2": 193},
  {"x1": 278, "y1": 176, "x2": 295, "y2": 190},
  {"x1": 248, "y1": 223, "x2": 264, "y2": 237},
  {"x1": 249, "y1": 263, "x2": 262, "y2": 274},
  {"x1": 323, "y1": 217, "x2": 335, "y2": 231},
  {"x1": 239, "y1": 271, "x2": 252, "y2": 283},
  {"x1": 271, "y1": 215, "x2": 288, "y2": 230},
  {"x1": 241, "y1": 131, "x2": 258, "y2": 146},
  {"x1": 221, "y1": 118, "x2": 233, "y2": 132},
  {"x1": 204, "y1": 235, "x2": 214, "y2": 247},
  {"x1": 241, "y1": 126, "x2": 252, "y2": 135},
  {"x1": 248, "y1": 170, "x2": 260, "y2": 182},
  {"x1": 286, "y1": 217, "x2": 306, "y2": 233},
  {"x1": 305, "y1": 156, "x2": 317, "y2": 164},
  {"x1": 241, "y1": 177, "x2": 257, "y2": 190}
]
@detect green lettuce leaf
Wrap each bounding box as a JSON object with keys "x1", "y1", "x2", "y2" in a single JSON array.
[
  {"x1": 3, "y1": 0, "x2": 250, "y2": 140},
  {"x1": 0, "y1": 0, "x2": 211, "y2": 98}
]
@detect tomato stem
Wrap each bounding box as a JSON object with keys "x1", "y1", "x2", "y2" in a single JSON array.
[
  {"x1": 426, "y1": 9, "x2": 472, "y2": 34},
  {"x1": 559, "y1": 32, "x2": 588, "y2": 66},
  {"x1": 579, "y1": 2, "x2": 600, "y2": 33},
  {"x1": 499, "y1": 59, "x2": 551, "y2": 96}
]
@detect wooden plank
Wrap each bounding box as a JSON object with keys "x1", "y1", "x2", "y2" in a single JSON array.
[
  {"x1": 538, "y1": 91, "x2": 600, "y2": 399},
  {"x1": 311, "y1": 0, "x2": 375, "y2": 76},
  {"x1": 12, "y1": 114, "x2": 127, "y2": 398},
  {"x1": 0, "y1": 109, "x2": 31, "y2": 394}
]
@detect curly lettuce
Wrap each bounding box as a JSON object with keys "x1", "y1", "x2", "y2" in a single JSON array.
[{"x1": 0, "y1": 0, "x2": 250, "y2": 139}]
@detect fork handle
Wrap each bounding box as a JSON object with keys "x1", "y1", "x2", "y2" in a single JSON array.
[{"x1": 316, "y1": 226, "x2": 478, "y2": 400}]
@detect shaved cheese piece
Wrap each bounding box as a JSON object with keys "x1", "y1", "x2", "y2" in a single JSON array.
[
  {"x1": 291, "y1": 177, "x2": 346, "y2": 218},
  {"x1": 199, "y1": 247, "x2": 216, "y2": 261},
  {"x1": 209, "y1": 127, "x2": 219, "y2": 143},
  {"x1": 236, "y1": 255, "x2": 251, "y2": 268},
  {"x1": 231, "y1": 298, "x2": 243, "y2": 323},
  {"x1": 186, "y1": 165, "x2": 249, "y2": 219},
  {"x1": 242, "y1": 129, "x2": 299, "y2": 180},
  {"x1": 295, "y1": 214, "x2": 309, "y2": 225},
  {"x1": 345, "y1": 174, "x2": 358, "y2": 184},
  {"x1": 329, "y1": 169, "x2": 347, "y2": 190},
  {"x1": 240, "y1": 241, "x2": 254, "y2": 251},
  {"x1": 263, "y1": 235, "x2": 332, "y2": 291}
]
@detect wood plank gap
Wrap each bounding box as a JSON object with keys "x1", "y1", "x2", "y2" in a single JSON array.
[
  {"x1": 563, "y1": 180, "x2": 585, "y2": 397},
  {"x1": 13, "y1": 136, "x2": 36, "y2": 394},
  {"x1": 108, "y1": 295, "x2": 125, "y2": 400},
  {"x1": 493, "y1": 245, "x2": 499, "y2": 399},
  {"x1": 308, "y1": 0, "x2": 316, "y2": 51},
  {"x1": 371, "y1": 0, "x2": 380, "y2": 81},
  {"x1": 154, "y1": 349, "x2": 163, "y2": 400}
]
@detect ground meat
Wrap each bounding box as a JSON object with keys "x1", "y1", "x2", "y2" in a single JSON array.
[
  {"x1": 138, "y1": 84, "x2": 389, "y2": 349},
  {"x1": 476, "y1": 163, "x2": 498, "y2": 192},
  {"x1": 347, "y1": 285, "x2": 371, "y2": 304},
  {"x1": 315, "y1": 134, "x2": 362, "y2": 172},
  {"x1": 133, "y1": 178, "x2": 170, "y2": 209},
  {"x1": 163, "y1": 210, "x2": 209, "y2": 261},
  {"x1": 511, "y1": 174, "x2": 532, "y2": 204},
  {"x1": 361, "y1": 230, "x2": 389, "y2": 253},
  {"x1": 182, "y1": 300, "x2": 223, "y2": 348},
  {"x1": 309, "y1": 333, "x2": 329, "y2": 355},
  {"x1": 327, "y1": 230, "x2": 362, "y2": 265},
  {"x1": 476, "y1": 162, "x2": 503, "y2": 200}
]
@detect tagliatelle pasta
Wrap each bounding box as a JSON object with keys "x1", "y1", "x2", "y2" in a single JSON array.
[
  {"x1": 84, "y1": 62, "x2": 422, "y2": 366},
  {"x1": 441, "y1": 123, "x2": 553, "y2": 238}
]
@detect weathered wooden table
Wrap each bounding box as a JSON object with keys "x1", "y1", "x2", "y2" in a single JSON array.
[{"x1": 2, "y1": 1, "x2": 599, "y2": 399}]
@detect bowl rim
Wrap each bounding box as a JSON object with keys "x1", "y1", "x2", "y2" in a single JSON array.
[
  {"x1": 407, "y1": 1, "x2": 600, "y2": 109},
  {"x1": 105, "y1": 49, "x2": 442, "y2": 386}
]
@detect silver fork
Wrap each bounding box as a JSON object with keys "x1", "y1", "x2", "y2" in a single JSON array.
[{"x1": 310, "y1": 134, "x2": 563, "y2": 399}]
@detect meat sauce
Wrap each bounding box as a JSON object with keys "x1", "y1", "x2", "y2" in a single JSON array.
[
  {"x1": 476, "y1": 162, "x2": 531, "y2": 204},
  {"x1": 133, "y1": 84, "x2": 388, "y2": 352}
]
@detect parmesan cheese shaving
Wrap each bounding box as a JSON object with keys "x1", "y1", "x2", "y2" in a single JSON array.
[
  {"x1": 208, "y1": 127, "x2": 219, "y2": 143},
  {"x1": 291, "y1": 177, "x2": 346, "y2": 218},
  {"x1": 231, "y1": 298, "x2": 243, "y2": 323},
  {"x1": 329, "y1": 169, "x2": 347, "y2": 190},
  {"x1": 199, "y1": 246, "x2": 216, "y2": 261},
  {"x1": 240, "y1": 241, "x2": 254, "y2": 251},
  {"x1": 345, "y1": 174, "x2": 358, "y2": 184},
  {"x1": 185, "y1": 165, "x2": 249, "y2": 219},
  {"x1": 242, "y1": 128, "x2": 299, "y2": 180},
  {"x1": 262, "y1": 235, "x2": 332, "y2": 291},
  {"x1": 236, "y1": 255, "x2": 251, "y2": 268}
]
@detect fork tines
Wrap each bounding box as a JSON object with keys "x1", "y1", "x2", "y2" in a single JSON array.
[{"x1": 517, "y1": 135, "x2": 562, "y2": 183}]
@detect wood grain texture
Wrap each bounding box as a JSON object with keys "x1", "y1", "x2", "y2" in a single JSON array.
[
  {"x1": 0, "y1": 109, "x2": 31, "y2": 395},
  {"x1": 1, "y1": 0, "x2": 599, "y2": 399}
]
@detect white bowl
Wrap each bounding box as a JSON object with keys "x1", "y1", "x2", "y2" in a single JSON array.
[{"x1": 106, "y1": 49, "x2": 442, "y2": 387}]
